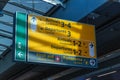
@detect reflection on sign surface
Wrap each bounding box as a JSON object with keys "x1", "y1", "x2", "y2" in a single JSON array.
[
  {"x1": 28, "y1": 15, "x2": 96, "y2": 58},
  {"x1": 14, "y1": 12, "x2": 97, "y2": 68}
]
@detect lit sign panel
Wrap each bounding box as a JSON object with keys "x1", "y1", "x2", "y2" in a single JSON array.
[{"x1": 14, "y1": 12, "x2": 97, "y2": 68}]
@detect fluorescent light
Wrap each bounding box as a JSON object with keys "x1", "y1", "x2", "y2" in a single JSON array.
[
  {"x1": 43, "y1": 0, "x2": 58, "y2": 5},
  {"x1": 97, "y1": 71, "x2": 117, "y2": 77},
  {"x1": 86, "y1": 78, "x2": 91, "y2": 80},
  {"x1": 42, "y1": 0, "x2": 64, "y2": 7}
]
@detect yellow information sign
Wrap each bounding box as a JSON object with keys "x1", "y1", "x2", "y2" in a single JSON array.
[{"x1": 28, "y1": 15, "x2": 96, "y2": 59}]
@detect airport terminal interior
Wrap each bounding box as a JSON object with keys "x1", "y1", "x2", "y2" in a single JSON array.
[{"x1": 0, "y1": 0, "x2": 120, "y2": 80}]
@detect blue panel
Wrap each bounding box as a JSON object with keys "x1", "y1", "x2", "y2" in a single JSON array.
[
  {"x1": 28, "y1": 52, "x2": 97, "y2": 68},
  {"x1": 52, "y1": 0, "x2": 107, "y2": 21}
]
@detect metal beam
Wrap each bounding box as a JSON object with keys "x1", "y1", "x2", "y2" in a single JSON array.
[
  {"x1": 0, "y1": 33, "x2": 12, "y2": 39},
  {"x1": 0, "y1": 44, "x2": 11, "y2": 49},
  {"x1": 45, "y1": 5, "x2": 59, "y2": 16},
  {"x1": 3, "y1": 10, "x2": 14, "y2": 17},
  {"x1": 72, "y1": 63, "x2": 120, "y2": 80},
  {"x1": 0, "y1": 20, "x2": 13, "y2": 27},
  {"x1": 0, "y1": 29, "x2": 12, "y2": 34},
  {"x1": 54, "y1": 57, "x2": 120, "y2": 80},
  {"x1": 8, "y1": 2, "x2": 45, "y2": 15},
  {"x1": 43, "y1": 68, "x2": 82, "y2": 80},
  {"x1": 43, "y1": 49, "x2": 120, "y2": 80},
  {"x1": 109, "y1": 0, "x2": 120, "y2": 2},
  {"x1": 46, "y1": 0, "x2": 68, "y2": 16},
  {"x1": 0, "y1": 44, "x2": 12, "y2": 59}
]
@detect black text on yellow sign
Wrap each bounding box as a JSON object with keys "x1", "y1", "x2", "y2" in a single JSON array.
[{"x1": 28, "y1": 15, "x2": 96, "y2": 58}]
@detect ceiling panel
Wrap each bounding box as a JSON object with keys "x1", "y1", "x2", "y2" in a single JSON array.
[
  {"x1": 4, "y1": 3, "x2": 30, "y2": 13},
  {"x1": 0, "y1": 0, "x2": 55, "y2": 56},
  {"x1": 0, "y1": 24, "x2": 12, "y2": 33},
  {"x1": 0, "y1": 14, "x2": 13, "y2": 24},
  {"x1": 8, "y1": 0, "x2": 53, "y2": 13},
  {"x1": 80, "y1": 2, "x2": 120, "y2": 28}
]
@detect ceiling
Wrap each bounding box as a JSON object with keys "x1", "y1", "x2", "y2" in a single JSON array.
[
  {"x1": 0, "y1": 0, "x2": 55, "y2": 57},
  {"x1": 0, "y1": 0, "x2": 120, "y2": 80},
  {"x1": 80, "y1": 1, "x2": 120, "y2": 56}
]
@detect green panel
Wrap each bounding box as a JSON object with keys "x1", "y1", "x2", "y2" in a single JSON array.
[{"x1": 15, "y1": 12, "x2": 27, "y2": 61}]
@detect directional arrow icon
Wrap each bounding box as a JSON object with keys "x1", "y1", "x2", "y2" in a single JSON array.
[
  {"x1": 30, "y1": 16, "x2": 37, "y2": 32},
  {"x1": 89, "y1": 42, "x2": 95, "y2": 57},
  {"x1": 90, "y1": 59, "x2": 95, "y2": 66},
  {"x1": 18, "y1": 52, "x2": 23, "y2": 58}
]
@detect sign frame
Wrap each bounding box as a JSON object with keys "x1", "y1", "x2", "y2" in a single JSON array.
[
  {"x1": 14, "y1": 12, "x2": 98, "y2": 68},
  {"x1": 14, "y1": 12, "x2": 28, "y2": 62}
]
